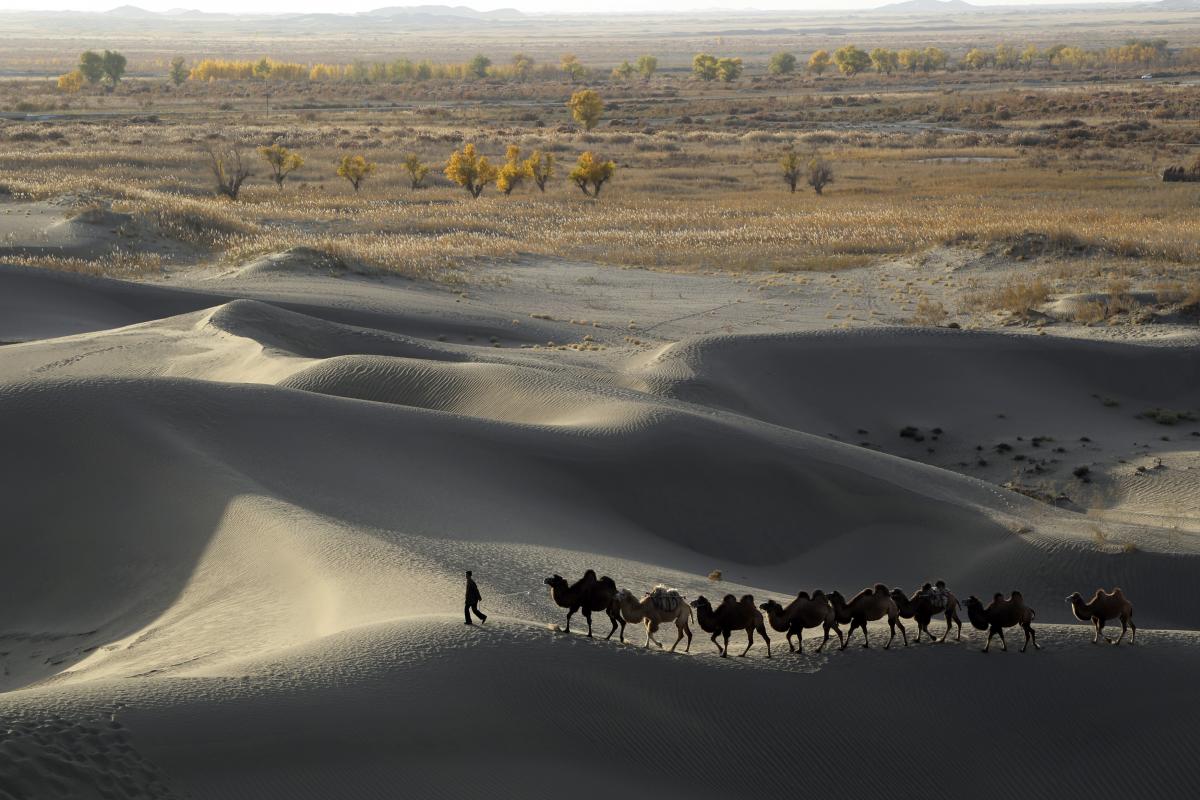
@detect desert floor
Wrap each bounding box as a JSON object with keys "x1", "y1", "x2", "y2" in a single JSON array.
[{"x1": 1, "y1": 213, "x2": 1198, "y2": 797}]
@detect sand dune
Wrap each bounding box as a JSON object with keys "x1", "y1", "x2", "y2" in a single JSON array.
[{"x1": 1, "y1": 261, "x2": 1197, "y2": 799}]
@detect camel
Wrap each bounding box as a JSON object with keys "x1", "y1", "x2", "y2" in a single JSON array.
[
  {"x1": 614, "y1": 587, "x2": 693, "y2": 652},
  {"x1": 1067, "y1": 588, "x2": 1135, "y2": 645},
  {"x1": 690, "y1": 594, "x2": 771, "y2": 658},
  {"x1": 890, "y1": 585, "x2": 962, "y2": 643},
  {"x1": 543, "y1": 570, "x2": 624, "y2": 640},
  {"x1": 827, "y1": 585, "x2": 908, "y2": 650},
  {"x1": 759, "y1": 592, "x2": 844, "y2": 654},
  {"x1": 965, "y1": 592, "x2": 1040, "y2": 653}
]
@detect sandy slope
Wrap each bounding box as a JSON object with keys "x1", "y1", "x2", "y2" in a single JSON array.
[{"x1": 1, "y1": 260, "x2": 1198, "y2": 799}]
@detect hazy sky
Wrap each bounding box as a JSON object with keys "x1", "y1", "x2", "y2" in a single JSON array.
[{"x1": 0, "y1": 0, "x2": 1140, "y2": 13}]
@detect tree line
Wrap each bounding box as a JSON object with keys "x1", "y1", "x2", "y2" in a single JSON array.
[
  {"x1": 55, "y1": 37, "x2": 1197, "y2": 93},
  {"x1": 208, "y1": 142, "x2": 615, "y2": 201}
]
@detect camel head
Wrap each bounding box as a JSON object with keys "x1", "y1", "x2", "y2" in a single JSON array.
[
  {"x1": 616, "y1": 588, "x2": 636, "y2": 603},
  {"x1": 890, "y1": 587, "x2": 907, "y2": 601},
  {"x1": 965, "y1": 595, "x2": 983, "y2": 611},
  {"x1": 1066, "y1": 592, "x2": 1083, "y2": 604},
  {"x1": 795, "y1": 590, "x2": 810, "y2": 600},
  {"x1": 759, "y1": 599, "x2": 782, "y2": 613},
  {"x1": 690, "y1": 595, "x2": 712, "y2": 610},
  {"x1": 544, "y1": 574, "x2": 567, "y2": 590}
]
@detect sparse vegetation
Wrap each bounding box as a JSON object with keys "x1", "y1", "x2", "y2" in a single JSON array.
[{"x1": 257, "y1": 144, "x2": 304, "y2": 190}]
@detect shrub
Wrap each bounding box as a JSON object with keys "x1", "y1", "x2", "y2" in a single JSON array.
[
  {"x1": 402, "y1": 153, "x2": 429, "y2": 189},
  {"x1": 206, "y1": 144, "x2": 252, "y2": 200},
  {"x1": 807, "y1": 155, "x2": 834, "y2": 194},
  {"x1": 569, "y1": 151, "x2": 616, "y2": 197},
  {"x1": 496, "y1": 145, "x2": 530, "y2": 195},
  {"x1": 567, "y1": 89, "x2": 603, "y2": 131},
  {"x1": 780, "y1": 150, "x2": 801, "y2": 193},
  {"x1": 989, "y1": 278, "x2": 1051, "y2": 318},
  {"x1": 57, "y1": 71, "x2": 84, "y2": 93},
  {"x1": 444, "y1": 143, "x2": 496, "y2": 198},
  {"x1": 336, "y1": 154, "x2": 376, "y2": 192},
  {"x1": 257, "y1": 143, "x2": 304, "y2": 190},
  {"x1": 768, "y1": 52, "x2": 797, "y2": 75},
  {"x1": 526, "y1": 150, "x2": 555, "y2": 192},
  {"x1": 169, "y1": 57, "x2": 188, "y2": 86},
  {"x1": 635, "y1": 55, "x2": 657, "y2": 79},
  {"x1": 808, "y1": 50, "x2": 831, "y2": 75}
]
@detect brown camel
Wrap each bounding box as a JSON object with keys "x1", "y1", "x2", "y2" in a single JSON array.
[
  {"x1": 965, "y1": 591, "x2": 1040, "y2": 653},
  {"x1": 759, "y1": 592, "x2": 844, "y2": 654},
  {"x1": 615, "y1": 587, "x2": 693, "y2": 652},
  {"x1": 828, "y1": 585, "x2": 908, "y2": 650},
  {"x1": 890, "y1": 586, "x2": 962, "y2": 643},
  {"x1": 543, "y1": 570, "x2": 624, "y2": 640},
  {"x1": 690, "y1": 594, "x2": 771, "y2": 658},
  {"x1": 1067, "y1": 588, "x2": 1135, "y2": 645}
]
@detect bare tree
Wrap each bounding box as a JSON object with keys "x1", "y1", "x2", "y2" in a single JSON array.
[
  {"x1": 206, "y1": 144, "x2": 252, "y2": 200},
  {"x1": 807, "y1": 155, "x2": 834, "y2": 195}
]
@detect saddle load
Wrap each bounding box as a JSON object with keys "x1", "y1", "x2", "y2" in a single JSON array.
[{"x1": 648, "y1": 585, "x2": 684, "y2": 613}]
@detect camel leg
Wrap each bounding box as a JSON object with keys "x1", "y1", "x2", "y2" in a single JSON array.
[
  {"x1": 840, "y1": 621, "x2": 856, "y2": 650},
  {"x1": 1099, "y1": 618, "x2": 1114, "y2": 645},
  {"x1": 684, "y1": 622, "x2": 692, "y2": 653},
  {"x1": 983, "y1": 628, "x2": 994, "y2": 653},
  {"x1": 786, "y1": 632, "x2": 795, "y2": 653},
  {"x1": 1129, "y1": 617, "x2": 1136, "y2": 645},
  {"x1": 760, "y1": 624, "x2": 771, "y2": 658},
  {"x1": 711, "y1": 631, "x2": 724, "y2": 655},
  {"x1": 739, "y1": 629, "x2": 753, "y2": 658},
  {"x1": 831, "y1": 623, "x2": 844, "y2": 650},
  {"x1": 722, "y1": 631, "x2": 731, "y2": 658},
  {"x1": 796, "y1": 629, "x2": 804, "y2": 655},
  {"x1": 898, "y1": 619, "x2": 908, "y2": 647},
  {"x1": 884, "y1": 620, "x2": 895, "y2": 650},
  {"x1": 583, "y1": 610, "x2": 594, "y2": 638},
  {"x1": 949, "y1": 611, "x2": 962, "y2": 642},
  {"x1": 1024, "y1": 623, "x2": 1040, "y2": 652},
  {"x1": 605, "y1": 611, "x2": 621, "y2": 642},
  {"x1": 997, "y1": 628, "x2": 1008, "y2": 652},
  {"x1": 670, "y1": 622, "x2": 684, "y2": 653},
  {"x1": 1114, "y1": 618, "x2": 1127, "y2": 646},
  {"x1": 561, "y1": 608, "x2": 576, "y2": 634}
]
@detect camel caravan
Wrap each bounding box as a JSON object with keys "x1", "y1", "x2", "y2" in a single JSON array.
[{"x1": 542, "y1": 571, "x2": 1136, "y2": 656}]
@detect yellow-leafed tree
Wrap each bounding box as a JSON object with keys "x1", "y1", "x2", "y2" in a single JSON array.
[
  {"x1": 780, "y1": 150, "x2": 801, "y2": 193},
  {"x1": 403, "y1": 153, "x2": 430, "y2": 189},
  {"x1": 444, "y1": 143, "x2": 497, "y2": 198},
  {"x1": 336, "y1": 154, "x2": 376, "y2": 193},
  {"x1": 57, "y1": 71, "x2": 84, "y2": 93},
  {"x1": 567, "y1": 89, "x2": 603, "y2": 131},
  {"x1": 257, "y1": 143, "x2": 304, "y2": 190},
  {"x1": 525, "y1": 150, "x2": 555, "y2": 193},
  {"x1": 568, "y1": 151, "x2": 616, "y2": 198},
  {"x1": 496, "y1": 145, "x2": 531, "y2": 195}
]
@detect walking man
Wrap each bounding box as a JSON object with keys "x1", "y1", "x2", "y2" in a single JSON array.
[{"x1": 465, "y1": 570, "x2": 487, "y2": 625}]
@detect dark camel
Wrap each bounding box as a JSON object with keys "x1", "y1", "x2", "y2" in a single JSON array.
[
  {"x1": 1067, "y1": 588, "x2": 1135, "y2": 645},
  {"x1": 690, "y1": 594, "x2": 771, "y2": 658},
  {"x1": 543, "y1": 570, "x2": 624, "y2": 640},
  {"x1": 965, "y1": 592, "x2": 1040, "y2": 653},
  {"x1": 828, "y1": 585, "x2": 908, "y2": 650},
  {"x1": 759, "y1": 592, "x2": 844, "y2": 653},
  {"x1": 890, "y1": 585, "x2": 962, "y2": 643}
]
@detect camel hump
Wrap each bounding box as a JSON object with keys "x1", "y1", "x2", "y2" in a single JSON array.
[
  {"x1": 583, "y1": 569, "x2": 597, "y2": 578},
  {"x1": 796, "y1": 591, "x2": 810, "y2": 600},
  {"x1": 598, "y1": 575, "x2": 617, "y2": 589},
  {"x1": 874, "y1": 583, "x2": 889, "y2": 593}
]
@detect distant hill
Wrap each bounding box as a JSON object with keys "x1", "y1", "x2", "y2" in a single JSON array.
[
  {"x1": 362, "y1": 5, "x2": 524, "y2": 19},
  {"x1": 1147, "y1": 0, "x2": 1200, "y2": 9},
  {"x1": 873, "y1": 0, "x2": 978, "y2": 13}
]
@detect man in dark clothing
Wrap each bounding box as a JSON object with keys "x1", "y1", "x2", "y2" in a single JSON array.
[{"x1": 464, "y1": 570, "x2": 486, "y2": 625}]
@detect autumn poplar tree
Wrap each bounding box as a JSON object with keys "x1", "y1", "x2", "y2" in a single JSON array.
[
  {"x1": 444, "y1": 143, "x2": 497, "y2": 198},
  {"x1": 569, "y1": 152, "x2": 616, "y2": 198},
  {"x1": 567, "y1": 89, "x2": 603, "y2": 130},
  {"x1": 336, "y1": 154, "x2": 376, "y2": 192}
]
